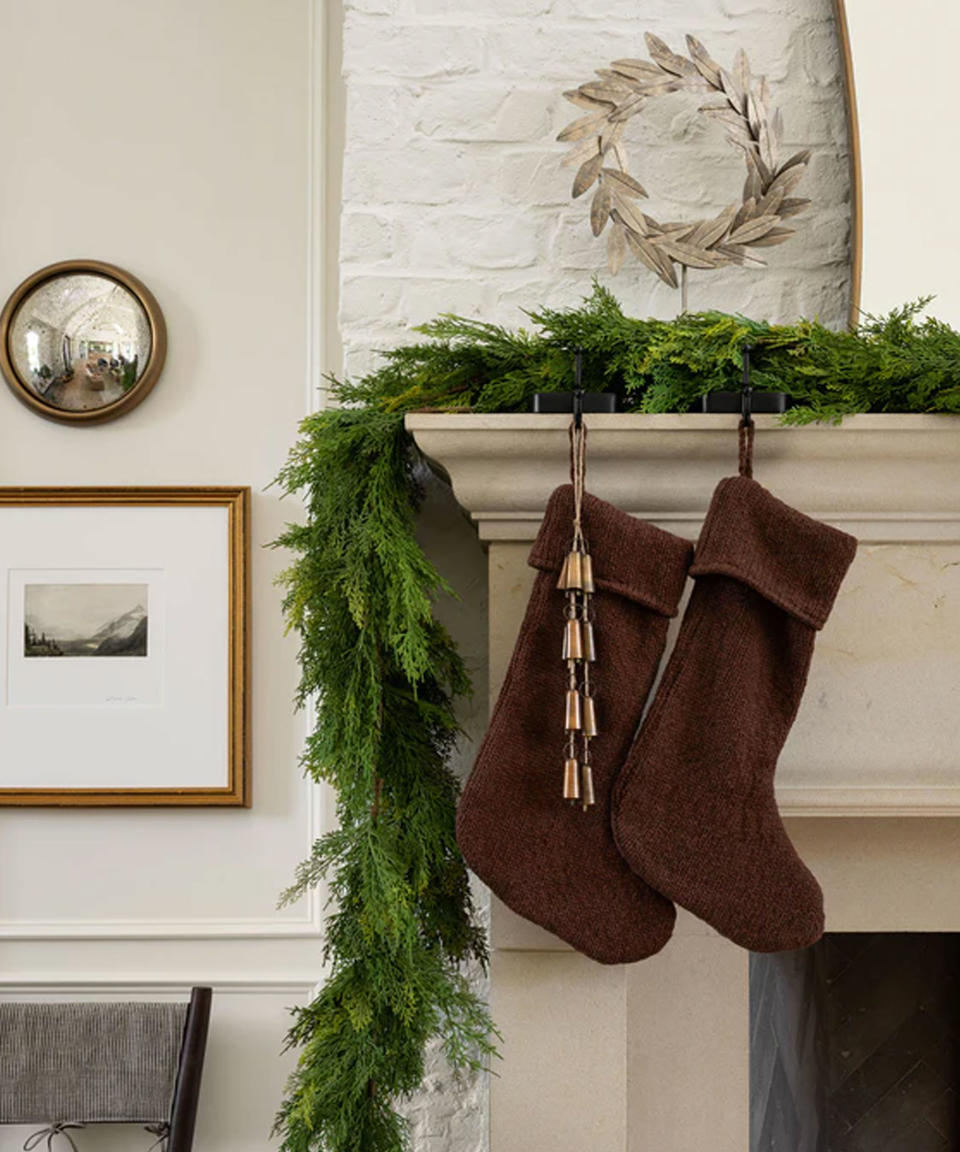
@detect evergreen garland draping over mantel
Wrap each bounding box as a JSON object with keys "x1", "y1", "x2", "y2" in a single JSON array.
[{"x1": 271, "y1": 284, "x2": 960, "y2": 1152}]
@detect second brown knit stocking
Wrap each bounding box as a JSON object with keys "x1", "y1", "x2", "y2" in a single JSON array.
[{"x1": 612, "y1": 475, "x2": 857, "y2": 952}]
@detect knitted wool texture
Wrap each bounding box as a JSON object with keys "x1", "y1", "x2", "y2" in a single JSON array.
[
  {"x1": 613, "y1": 475, "x2": 857, "y2": 952},
  {"x1": 457, "y1": 484, "x2": 693, "y2": 964}
]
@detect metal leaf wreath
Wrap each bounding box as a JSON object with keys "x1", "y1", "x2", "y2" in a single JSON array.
[{"x1": 559, "y1": 33, "x2": 811, "y2": 288}]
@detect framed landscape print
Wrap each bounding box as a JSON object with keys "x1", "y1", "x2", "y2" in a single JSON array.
[{"x1": 0, "y1": 487, "x2": 249, "y2": 805}]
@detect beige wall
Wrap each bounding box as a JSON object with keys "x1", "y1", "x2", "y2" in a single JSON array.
[{"x1": 0, "y1": 1, "x2": 329, "y2": 1147}]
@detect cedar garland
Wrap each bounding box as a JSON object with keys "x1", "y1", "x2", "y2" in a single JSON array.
[{"x1": 272, "y1": 283, "x2": 960, "y2": 1151}]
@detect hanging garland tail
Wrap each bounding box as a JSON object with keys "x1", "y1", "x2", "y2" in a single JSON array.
[
  {"x1": 271, "y1": 407, "x2": 495, "y2": 1152},
  {"x1": 560, "y1": 33, "x2": 811, "y2": 286},
  {"x1": 272, "y1": 285, "x2": 960, "y2": 1152}
]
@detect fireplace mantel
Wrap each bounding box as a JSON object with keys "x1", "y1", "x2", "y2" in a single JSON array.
[
  {"x1": 408, "y1": 413, "x2": 960, "y2": 815},
  {"x1": 407, "y1": 413, "x2": 960, "y2": 1152},
  {"x1": 407, "y1": 413, "x2": 960, "y2": 539}
]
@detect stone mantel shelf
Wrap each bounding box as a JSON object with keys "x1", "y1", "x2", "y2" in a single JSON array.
[
  {"x1": 406, "y1": 413, "x2": 960, "y2": 543},
  {"x1": 408, "y1": 413, "x2": 960, "y2": 817}
]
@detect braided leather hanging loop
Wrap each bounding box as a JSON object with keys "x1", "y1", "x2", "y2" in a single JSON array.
[{"x1": 738, "y1": 418, "x2": 755, "y2": 478}]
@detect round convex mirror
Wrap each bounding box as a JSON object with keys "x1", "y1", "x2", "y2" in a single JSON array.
[{"x1": 0, "y1": 260, "x2": 166, "y2": 424}]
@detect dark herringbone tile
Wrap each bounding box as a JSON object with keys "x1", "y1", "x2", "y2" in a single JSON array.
[
  {"x1": 834, "y1": 1062, "x2": 949, "y2": 1152},
  {"x1": 828, "y1": 1009, "x2": 957, "y2": 1133},
  {"x1": 823, "y1": 935, "x2": 960, "y2": 1151},
  {"x1": 825, "y1": 936, "x2": 954, "y2": 1094},
  {"x1": 751, "y1": 935, "x2": 960, "y2": 1152}
]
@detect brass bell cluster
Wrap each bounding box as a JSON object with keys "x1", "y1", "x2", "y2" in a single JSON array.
[
  {"x1": 560, "y1": 545, "x2": 598, "y2": 810},
  {"x1": 560, "y1": 388, "x2": 599, "y2": 811}
]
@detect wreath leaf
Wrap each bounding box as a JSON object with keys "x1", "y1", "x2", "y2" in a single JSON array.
[
  {"x1": 607, "y1": 221, "x2": 627, "y2": 273},
  {"x1": 689, "y1": 203, "x2": 739, "y2": 249},
  {"x1": 779, "y1": 148, "x2": 812, "y2": 174},
  {"x1": 766, "y1": 164, "x2": 807, "y2": 199},
  {"x1": 755, "y1": 183, "x2": 786, "y2": 217},
  {"x1": 600, "y1": 120, "x2": 624, "y2": 152},
  {"x1": 750, "y1": 226, "x2": 797, "y2": 247},
  {"x1": 629, "y1": 230, "x2": 680, "y2": 286},
  {"x1": 572, "y1": 152, "x2": 604, "y2": 198},
  {"x1": 561, "y1": 138, "x2": 601, "y2": 168},
  {"x1": 644, "y1": 32, "x2": 699, "y2": 78},
  {"x1": 779, "y1": 197, "x2": 811, "y2": 218},
  {"x1": 610, "y1": 58, "x2": 664, "y2": 79},
  {"x1": 610, "y1": 192, "x2": 650, "y2": 235},
  {"x1": 727, "y1": 214, "x2": 781, "y2": 244},
  {"x1": 719, "y1": 68, "x2": 746, "y2": 114},
  {"x1": 733, "y1": 197, "x2": 758, "y2": 231},
  {"x1": 658, "y1": 239, "x2": 721, "y2": 269},
  {"x1": 591, "y1": 184, "x2": 613, "y2": 235},
  {"x1": 743, "y1": 164, "x2": 763, "y2": 205},
  {"x1": 685, "y1": 34, "x2": 722, "y2": 86},
  {"x1": 581, "y1": 82, "x2": 631, "y2": 102},
  {"x1": 609, "y1": 93, "x2": 647, "y2": 122},
  {"x1": 558, "y1": 111, "x2": 608, "y2": 143},
  {"x1": 563, "y1": 89, "x2": 613, "y2": 111},
  {"x1": 602, "y1": 168, "x2": 648, "y2": 198}
]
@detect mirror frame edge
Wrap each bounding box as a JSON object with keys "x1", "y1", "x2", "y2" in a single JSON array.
[
  {"x1": 0, "y1": 258, "x2": 168, "y2": 425},
  {"x1": 832, "y1": 0, "x2": 863, "y2": 328}
]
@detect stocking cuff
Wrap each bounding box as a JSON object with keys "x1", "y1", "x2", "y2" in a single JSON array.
[
  {"x1": 690, "y1": 476, "x2": 857, "y2": 630},
  {"x1": 529, "y1": 485, "x2": 693, "y2": 616}
]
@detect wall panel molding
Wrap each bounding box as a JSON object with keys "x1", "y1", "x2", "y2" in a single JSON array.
[
  {"x1": 0, "y1": 780, "x2": 326, "y2": 938},
  {"x1": 0, "y1": 977, "x2": 321, "y2": 996}
]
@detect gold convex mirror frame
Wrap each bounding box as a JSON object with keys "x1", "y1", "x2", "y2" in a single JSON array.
[{"x1": 0, "y1": 260, "x2": 167, "y2": 424}]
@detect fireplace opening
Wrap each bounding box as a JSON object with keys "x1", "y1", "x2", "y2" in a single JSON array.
[{"x1": 750, "y1": 934, "x2": 960, "y2": 1151}]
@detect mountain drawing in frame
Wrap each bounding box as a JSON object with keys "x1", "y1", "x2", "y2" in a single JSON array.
[{"x1": 24, "y1": 583, "x2": 148, "y2": 658}]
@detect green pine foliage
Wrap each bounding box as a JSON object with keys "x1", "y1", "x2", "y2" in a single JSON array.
[
  {"x1": 273, "y1": 283, "x2": 960, "y2": 1152},
  {"x1": 272, "y1": 407, "x2": 494, "y2": 1152}
]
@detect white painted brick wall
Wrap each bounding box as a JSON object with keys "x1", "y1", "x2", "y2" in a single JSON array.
[
  {"x1": 339, "y1": 0, "x2": 851, "y2": 378},
  {"x1": 337, "y1": 2, "x2": 852, "y2": 1146}
]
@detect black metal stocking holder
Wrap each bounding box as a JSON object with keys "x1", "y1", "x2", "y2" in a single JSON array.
[{"x1": 530, "y1": 346, "x2": 788, "y2": 416}]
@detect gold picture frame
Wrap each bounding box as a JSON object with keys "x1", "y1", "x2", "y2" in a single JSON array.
[
  {"x1": 0, "y1": 487, "x2": 249, "y2": 807},
  {"x1": 0, "y1": 259, "x2": 167, "y2": 424}
]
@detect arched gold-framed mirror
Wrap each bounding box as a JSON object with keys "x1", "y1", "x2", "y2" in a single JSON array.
[
  {"x1": 0, "y1": 259, "x2": 167, "y2": 424},
  {"x1": 833, "y1": 0, "x2": 960, "y2": 326}
]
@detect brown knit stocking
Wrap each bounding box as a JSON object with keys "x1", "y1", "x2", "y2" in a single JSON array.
[
  {"x1": 457, "y1": 484, "x2": 693, "y2": 964},
  {"x1": 612, "y1": 476, "x2": 857, "y2": 952}
]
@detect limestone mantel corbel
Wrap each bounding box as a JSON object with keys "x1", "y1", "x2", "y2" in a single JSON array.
[{"x1": 408, "y1": 413, "x2": 960, "y2": 817}]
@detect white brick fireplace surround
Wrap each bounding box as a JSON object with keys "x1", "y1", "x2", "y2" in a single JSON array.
[{"x1": 408, "y1": 412, "x2": 960, "y2": 1152}]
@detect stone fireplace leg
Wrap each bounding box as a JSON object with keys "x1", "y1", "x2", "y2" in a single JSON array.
[{"x1": 483, "y1": 540, "x2": 750, "y2": 1152}]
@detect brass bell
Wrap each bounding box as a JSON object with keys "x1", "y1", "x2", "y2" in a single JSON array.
[
  {"x1": 581, "y1": 762, "x2": 596, "y2": 808},
  {"x1": 564, "y1": 551, "x2": 583, "y2": 590},
  {"x1": 564, "y1": 689, "x2": 582, "y2": 730},
  {"x1": 581, "y1": 553, "x2": 595, "y2": 594},
  {"x1": 563, "y1": 757, "x2": 581, "y2": 801},
  {"x1": 582, "y1": 694, "x2": 598, "y2": 738},
  {"x1": 582, "y1": 620, "x2": 596, "y2": 662},
  {"x1": 563, "y1": 618, "x2": 583, "y2": 661},
  {"x1": 556, "y1": 553, "x2": 571, "y2": 590}
]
